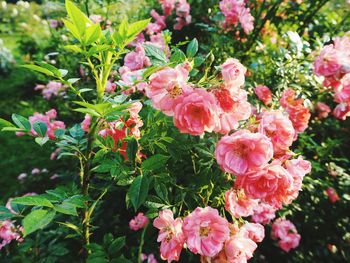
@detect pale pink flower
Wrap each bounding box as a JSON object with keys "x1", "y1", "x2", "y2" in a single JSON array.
[
  {"x1": 258, "y1": 110, "x2": 295, "y2": 156},
  {"x1": 326, "y1": 187, "x2": 340, "y2": 203},
  {"x1": 271, "y1": 218, "x2": 300, "y2": 252},
  {"x1": 105, "y1": 80, "x2": 117, "y2": 93},
  {"x1": 174, "y1": 0, "x2": 191, "y2": 30},
  {"x1": 182, "y1": 207, "x2": 230, "y2": 257},
  {"x1": 239, "y1": 7, "x2": 254, "y2": 34},
  {"x1": 254, "y1": 85, "x2": 272, "y2": 105},
  {"x1": 224, "y1": 231, "x2": 257, "y2": 262},
  {"x1": 224, "y1": 189, "x2": 258, "y2": 218},
  {"x1": 146, "y1": 65, "x2": 190, "y2": 116},
  {"x1": 221, "y1": 58, "x2": 246, "y2": 89},
  {"x1": 17, "y1": 173, "x2": 27, "y2": 181},
  {"x1": 240, "y1": 222, "x2": 265, "y2": 243},
  {"x1": 129, "y1": 213, "x2": 149, "y2": 231},
  {"x1": 212, "y1": 88, "x2": 251, "y2": 134},
  {"x1": 35, "y1": 81, "x2": 66, "y2": 100},
  {"x1": 141, "y1": 253, "x2": 158, "y2": 263},
  {"x1": 119, "y1": 67, "x2": 147, "y2": 93},
  {"x1": 215, "y1": 130, "x2": 273, "y2": 175},
  {"x1": 48, "y1": 19, "x2": 58, "y2": 29},
  {"x1": 235, "y1": 162, "x2": 294, "y2": 208},
  {"x1": 124, "y1": 44, "x2": 151, "y2": 71},
  {"x1": 0, "y1": 220, "x2": 23, "y2": 250},
  {"x1": 251, "y1": 202, "x2": 277, "y2": 225},
  {"x1": 316, "y1": 102, "x2": 331, "y2": 119},
  {"x1": 153, "y1": 209, "x2": 185, "y2": 262},
  {"x1": 147, "y1": 10, "x2": 166, "y2": 35},
  {"x1": 333, "y1": 103, "x2": 350, "y2": 120},
  {"x1": 159, "y1": 0, "x2": 176, "y2": 17},
  {"x1": 81, "y1": 114, "x2": 91, "y2": 133},
  {"x1": 31, "y1": 168, "x2": 40, "y2": 175},
  {"x1": 89, "y1": 15, "x2": 103, "y2": 24},
  {"x1": 173, "y1": 89, "x2": 219, "y2": 136}
]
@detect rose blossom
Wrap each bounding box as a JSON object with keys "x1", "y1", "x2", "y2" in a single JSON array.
[
  {"x1": 254, "y1": 85, "x2": 272, "y2": 105},
  {"x1": 173, "y1": 88, "x2": 219, "y2": 136},
  {"x1": 315, "y1": 102, "x2": 331, "y2": 119},
  {"x1": 153, "y1": 209, "x2": 185, "y2": 262},
  {"x1": 215, "y1": 129, "x2": 273, "y2": 175},
  {"x1": 326, "y1": 187, "x2": 340, "y2": 203},
  {"x1": 221, "y1": 58, "x2": 247, "y2": 89},
  {"x1": 251, "y1": 202, "x2": 277, "y2": 225},
  {"x1": 271, "y1": 218, "x2": 301, "y2": 252},
  {"x1": 235, "y1": 162, "x2": 294, "y2": 208},
  {"x1": 212, "y1": 88, "x2": 251, "y2": 134},
  {"x1": 182, "y1": 207, "x2": 230, "y2": 257},
  {"x1": 258, "y1": 110, "x2": 295, "y2": 156},
  {"x1": 146, "y1": 65, "x2": 190, "y2": 116},
  {"x1": 333, "y1": 103, "x2": 350, "y2": 120},
  {"x1": 0, "y1": 220, "x2": 23, "y2": 250},
  {"x1": 129, "y1": 213, "x2": 149, "y2": 231},
  {"x1": 124, "y1": 44, "x2": 151, "y2": 71},
  {"x1": 240, "y1": 222, "x2": 265, "y2": 243},
  {"x1": 159, "y1": 0, "x2": 176, "y2": 17},
  {"x1": 224, "y1": 188, "x2": 258, "y2": 218}
]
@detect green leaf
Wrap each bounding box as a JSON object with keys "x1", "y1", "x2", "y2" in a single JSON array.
[
  {"x1": 170, "y1": 48, "x2": 186, "y2": 63},
  {"x1": 128, "y1": 175, "x2": 149, "y2": 211},
  {"x1": 64, "y1": 44, "x2": 83, "y2": 53},
  {"x1": 108, "y1": 236, "x2": 125, "y2": 255},
  {"x1": 142, "y1": 154, "x2": 169, "y2": 172},
  {"x1": 23, "y1": 209, "x2": 56, "y2": 236},
  {"x1": 127, "y1": 19, "x2": 150, "y2": 40},
  {"x1": 143, "y1": 44, "x2": 167, "y2": 65},
  {"x1": 0, "y1": 206, "x2": 14, "y2": 220},
  {"x1": 59, "y1": 69, "x2": 68, "y2": 77},
  {"x1": 36, "y1": 62, "x2": 61, "y2": 77},
  {"x1": 1, "y1": 127, "x2": 24, "y2": 132},
  {"x1": 0, "y1": 118, "x2": 15, "y2": 128},
  {"x1": 69, "y1": 124, "x2": 84, "y2": 138},
  {"x1": 85, "y1": 24, "x2": 101, "y2": 45},
  {"x1": 62, "y1": 19, "x2": 81, "y2": 41},
  {"x1": 186, "y1": 38, "x2": 198, "y2": 57},
  {"x1": 20, "y1": 64, "x2": 55, "y2": 76},
  {"x1": 12, "y1": 114, "x2": 31, "y2": 131},
  {"x1": 54, "y1": 129, "x2": 66, "y2": 138},
  {"x1": 11, "y1": 195, "x2": 54, "y2": 208},
  {"x1": 126, "y1": 138, "x2": 138, "y2": 165},
  {"x1": 35, "y1": 137, "x2": 49, "y2": 146},
  {"x1": 65, "y1": 0, "x2": 90, "y2": 34},
  {"x1": 118, "y1": 19, "x2": 128, "y2": 39},
  {"x1": 54, "y1": 202, "x2": 78, "y2": 216},
  {"x1": 58, "y1": 221, "x2": 82, "y2": 235},
  {"x1": 154, "y1": 182, "x2": 168, "y2": 201},
  {"x1": 33, "y1": 121, "x2": 47, "y2": 137}
]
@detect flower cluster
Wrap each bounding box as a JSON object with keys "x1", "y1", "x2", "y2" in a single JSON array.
[
  {"x1": 153, "y1": 207, "x2": 265, "y2": 262},
  {"x1": 145, "y1": 58, "x2": 251, "y2": 136},
  {"x1": 16, "y1": 109, "x2": 65, "y2": 140},
  {"x1": 219, "y1": 0, "x2": 254, "y2": 34},
  {"x1": 271, "y1": 218, "x2": 301, "y2": 252},
  {"x1": 156, "y1": 0, "x2": 191, "y2": 31},
  {"x1": 129, "y1": 212, "x2": 149, "y2": 231},
  {"x1": 0, "y1": 220, "x2": 23, "y2": 250},
  {"x1": 314, "y1": 36, "x2": 350, "y2": 120},
  {"x1": 34, "y1": 81, "x2": 67, "y2": 100}
]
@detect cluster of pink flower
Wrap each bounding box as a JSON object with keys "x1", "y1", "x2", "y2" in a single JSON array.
[
  {"x1": 153, "y1": 207, "x2": 264, "y2": 262},
  {"x1": 151, "y1": 0, "x2": 191, "y2": 31},
  {"x1": 141, "y1": 253, "x2": 158, "y2": 263},
  {"x1": 271, "y1": 218, "x2": 301, "y2": 252},
  {"x1": 16, "y1": 109, "x2": 65, "y2": 140},
  {"x1": 129, "y1": 212, "x2": 149, "y2": 231},
  {"x1": 145, "y1": 58, "x2": 251, "y2": 135},
  {"x1": 82, "y1": 102, "x2": 143, "y2": 159},
  {"x1": 35, "y1": 81, "x2": 67, "y2": 100},
  {"x1": 314, "y1": 36, "x2": 350, "y2": 120},
  {"x1": 219, "y1": 0, "x2": 254, "y2": 34},
  {"x1": 0, "y1": 220, "x2": 23, "y2": 250}
]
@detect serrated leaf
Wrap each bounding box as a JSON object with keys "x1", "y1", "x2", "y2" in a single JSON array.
[
  {"x1": 128, "y1": 175, "x2": 149, "y2": 211},
  {"x1": 23, "y1": 209, "x2": 56, "y2": 236},
  {"x1": 142, "y1": 154, "x2": 169, "y2": 172},
  {"x1": 12, "y1": 114, "x2": 31, "y2": 130},
  {"x1": 143, "y1": 44, "x2": 167, "y2": 65},
  {"x1": 54, "y1": 202, "x2": 78, "y2": 216},
  {"x1": 11, "y1": 196, "x2": 54, "y2": 208}
]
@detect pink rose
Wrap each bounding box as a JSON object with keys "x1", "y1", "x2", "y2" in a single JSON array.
[
  {"x1": 315, "y1": 102, "x2": 331, "y2": 119},
  {"x1": 254, "y1": 85, "x2": 272, "y2": 105},
  {"x1": 173, "y1": 88, "x2": 219, "y2": 135},
  {"x1": 182, "y1": 207, "x2": 230, "y2": 257},
  {"x1": 258, "y1": 110, "x2": 295, "y2": 156},
  {"x1": 333, "y1": 103, "x2": 350, "y2": 120},
  {"x1": 271, "y1": 218, "x2": 300, "y2": 252},
  {"x1": 212, "y1": 88, "x2": 251, "y2": 134},
  {"x1": 224, "y1": 189, "x2": 258, "y2": 218},
  {"x1": 239, "y1": 7, "x2": 254, "y2": 34},
  {"x1": 159, "y1": 0, "x2": 176, "y2": 17},
  {"x1": 326, "y1": 187, "x2": 340, "y2": 203},
  {"x1": 81, "y1": 114, "x2": 91, "y2": 133},
  {"x1": 215, "y1": 130, "x2": 273, "y2": 175},
  {"x1": 146, "y1": 65, "x2": 190, "y2": 116},
  {"x1": 236, "y1": 162, "x2": 293, "y2": 208},
  {"x1": 124, "y1": 44, "x2": 151, "y2": 71},
  {"x1": 221, "y1": 58, "x2": 246, "y2": 89},
  {"x1": 129, "y1": 213, "x2": 149, "y2": 231},
  {"x1": 153, "y1": 209, "x2": 185, "y2": 262},
  {"x1": 224, "y1": 232, "x2": 257, "y2": 262},
  {"x1": 251, "y1": 202, "x2": 277, "y2": 225},
  {"x1": 240, "y1": 222, "x2": 265, "y2": 243},
  {"x1": 0, "y1": 220, "x2": 23, "y2": 250}
]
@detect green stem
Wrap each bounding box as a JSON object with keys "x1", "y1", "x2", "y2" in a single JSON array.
[{"x1": 138, "y1": 224, "x2": 148, "y2": 263}]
